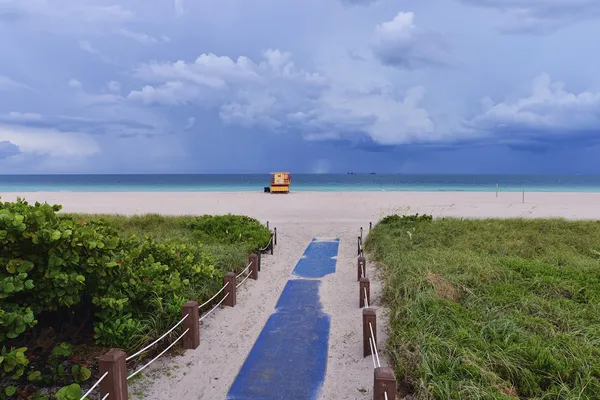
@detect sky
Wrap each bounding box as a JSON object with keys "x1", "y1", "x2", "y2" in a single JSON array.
[{"x1": 1, "y1": 0, "x2": 600, "y2": 174}]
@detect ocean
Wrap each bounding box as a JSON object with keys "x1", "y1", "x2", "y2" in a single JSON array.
[{"x1": 1, "y1": 174, "x2": 600, "y2": 192}]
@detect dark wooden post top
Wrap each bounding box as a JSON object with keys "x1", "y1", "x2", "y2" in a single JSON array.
[
  {"x1": 224, "y1": 272, "x2": 236, "y2": 307},
  {"x1": 182, "y1": 301, "x2": 200, "y2": 349},
  {"x1": 98, "y1": 349, "x2": 128, "y2": 400}
]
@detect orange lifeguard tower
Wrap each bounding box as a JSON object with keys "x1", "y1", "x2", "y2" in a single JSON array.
[{"x1": 266, "y1": 172, "x2": 292, "y2": 193}]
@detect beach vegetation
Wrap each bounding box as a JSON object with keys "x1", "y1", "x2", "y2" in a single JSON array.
[
  {"x1": 366, "y1": 215, "x2": 600, "y2": 399},
  {"x1": 0, "y1": 198, "x2": 271, "y2": 398}
]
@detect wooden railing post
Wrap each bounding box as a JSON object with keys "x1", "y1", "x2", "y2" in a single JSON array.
[
  {"x1": 257, "y1": 250, "x2": 262, "y2": 272},
  {"x1": 358, "y1": 255, "x2": 366, "y2": 281},
  {"x1": 98, "y1": 349, "x2": 128, "y2": 400},
  {"x1": 369, "y1": 221, "x2": 372, "y2": 231},
  {"x1": 363, "y1": 308, "x2": 377, "y2": 357},
  {"x1": 274, "y1": 227, "x2": 277, "y2": 245},
  {"x1": 359, "y1": 277, "x2": 370, "y2": 308},
  {"x1": 249, "y1": 254, "x2": 258, "y2": 280},
  {"x1": 270, "y1": 233, "x2": 274, "y2": 255},
  {"x1": 182, "y1": 301, "x2": 200, "y2": 349},
  {"x1": 357, "y1": 236, "x2": 361, "y2": 256},
  {"x1": 374, "y1": 367, "x2": 396, "y2": 400},
  {"x1": 224, "y1": 272, "x2": 236, "y2": 307}
]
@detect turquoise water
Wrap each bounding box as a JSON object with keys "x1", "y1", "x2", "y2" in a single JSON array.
[{"x1": 1, "y1": 174, "x2": 600, "y2": 192}]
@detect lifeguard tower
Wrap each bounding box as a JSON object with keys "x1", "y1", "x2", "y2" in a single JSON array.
[{"x1": 266, "y1": 172, "x2": 292, "y2": 193}]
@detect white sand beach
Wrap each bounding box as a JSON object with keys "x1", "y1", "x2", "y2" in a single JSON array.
[
  {"x1": 3, "y1": 191, "x2": 600, "y2": 222},
  {"x1": 3, "y1": 191, "x2": 599, "y2": 399}
]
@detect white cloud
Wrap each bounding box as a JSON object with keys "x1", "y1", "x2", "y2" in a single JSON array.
[
  {"x1": 468, "y1": 73, "x2": 600, "y2": 139},
  {"x1": 460, "y1": 0, "x2": 600, "y2": 33},
  {"x1": 117, "y1": 29, "x2": 165, "y2": 45},
  {"x1": 372, "y1": 12, "x2": 449, "y2": 69},
  {"x1": 78, "y1": 40, "x2": 99, "y2": 54},
  {"x1": 1, "y1": 112, "x2": 43, "y2": 121},
  {"x1": 0, "y1": 125, "x2": 100, "y2": 158},
  {"x1": 0, "y1": 76, "x2": 30, "y2": 91},
  {"x1": 107, "y1": 81, "x2": 121, "y2": 93},
  {"x1": 126, "y1": 48, "x2": 450, "y2": 145},
  {"x1": 68, "y1": 79, "x2": 82, "y2": 89},
  {"x1": 174, "y1": 0, "x2": 184, "y2": 16},
  {"x1": 185, "y1": 117, "x2": 196, "y2": 129}
]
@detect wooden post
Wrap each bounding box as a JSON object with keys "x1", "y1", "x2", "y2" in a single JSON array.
[
  {"x1": 257, "y1": 250, "x2": 261, "y2": 272},
  {"x1": 270, "y1": 233, "x2": 274, "y2": 255},
  {"x1": 360, "y1": 227, "x2": 363, "y2": 241},
  {"x1": 359, "y1": 277, "x2": 370, "y2": 308},
  {"x1": 98, "y1": 349, "x2": 128, "y2": 400},
  {"x1": 358, "y1": 255, "x2": 366, "y2": 281},
  {"x1": 369, "y1": 222, "x2": 372, "y2": 231},
  {"x1": 363, "y1": 308, "x2": 377, "y2": 357},
  {"x1": 357, "y1": 236, "x2": 361, "y2": 256},
  {"x1": 181, "y1": 301, "x2": 200, "y2": 349},
  {"x1": 249, "y1": 254, "x2": 258, "y2": 280},
  {"x1": 274, "y1": 227, "x2": 277, "y2": 245},
  {"x1": 374, "y1": 367, "x2": 396, "y2": 400},
  {"x1": 266, "y1": 220, "x2": 269, "y2": 229},
  {"x1": 224, "y1": 272, "x2": 236, "y2": 307}
]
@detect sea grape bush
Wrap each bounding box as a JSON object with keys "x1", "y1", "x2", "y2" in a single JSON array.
[{"x1": 0, "y1": 198, "x2": 221, "y2": 379}]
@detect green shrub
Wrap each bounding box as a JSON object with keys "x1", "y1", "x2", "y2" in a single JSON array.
[
  {"x1": 0, "y1": 199, "x2": 269, "y2": 396},
  {"x1": 185, "y1": 214, "x2": 271, "y2": 252}
]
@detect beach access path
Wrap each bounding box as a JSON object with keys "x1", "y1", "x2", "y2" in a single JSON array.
[
  {"x1": 131, "y1": 223, "x2": 385, "y2": 400},
  {"x1": 2, "y1": 191, "x2": 598, "y2": 399}
]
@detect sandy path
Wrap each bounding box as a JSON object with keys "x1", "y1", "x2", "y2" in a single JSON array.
[
  {"x1": 128, "y1": 222, "x2": 387, "y2": 400},
  {"x1": 127, "y1": 225, "x2": 308, "y2": 399}
]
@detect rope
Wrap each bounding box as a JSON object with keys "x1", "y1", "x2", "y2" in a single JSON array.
[
  {"x1": 102, "y1": 394, "x2": 109, "y2": 400},
  {"x1": 78, "y1": 371, "x2": 108, "y2": 400},
  {"x1": 368, "y1": 336, "x2": 377, "y2": 369},
  {"x1": 384, "y1": 392, "x2": 388, "y2": 400},
  {"x1": 198, "y1": 282, "x2": 229, "y2": 310},
  {"x1": 369, "y1": 322, "x2": 381, "y2": 368},
  {"x1": 259, "y1": 235, "x2": 273, "y2": 251},
  {"x1": 236, "y1": 271, "x2": 252, "y2": 288},
  {"x1": 363, "y1": 287, "x2": 369, "y2": 308},
  {"x1": 200, "y1": 292, "x2": 229, "y2": 322},
  {"x1": 361, "y1": 263, "x2": 365, "y2": 278},
  {"x1": 127, "y1": 328, "x2": 189, "y2": 380},
  {"x1": 236, "y1": 262, "x2": 252, "y2": 279},
  {"x1": 126, "y1": 314, "x2": 189, "y2": 361}
]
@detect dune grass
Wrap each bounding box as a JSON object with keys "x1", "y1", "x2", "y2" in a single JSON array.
[
  {"x1": 62, "y1": 213, "x2": 249, "y2": 272},
  {"x1": 365, "y1": 216, "x2": 600, "y2": 400}
]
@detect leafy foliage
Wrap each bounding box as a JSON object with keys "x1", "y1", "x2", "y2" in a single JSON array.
[
  {"x1": 0, "y1": 198, "x2": 271, "y2": 398},
  {"x1": 367, "y1": 216, "x2": 600, "y2": 399}
]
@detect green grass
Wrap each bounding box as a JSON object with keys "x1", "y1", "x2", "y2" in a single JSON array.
[
  {"x1": 63, "y1": 213, "x2": 253, "y2": 273},
  {"x1": 366, "y1": 216, "x2": 600, "y2": 400}
]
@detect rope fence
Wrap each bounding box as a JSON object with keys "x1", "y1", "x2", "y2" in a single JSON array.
[
  {"x1": 200, "y1": 292, "x2": 229, "y2": 322},
  {"x1": 78, "y1": 223, "x2": 276, "y2": 400},
  {"x1": 357, "y1": 224, "x2": 397, "y2": 400}
]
